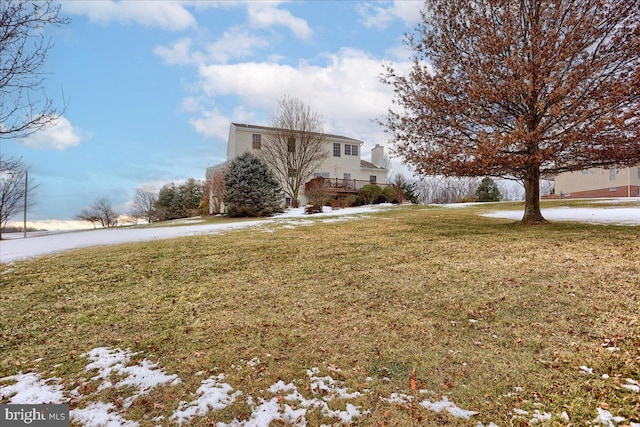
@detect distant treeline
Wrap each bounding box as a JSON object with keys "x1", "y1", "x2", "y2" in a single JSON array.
[{"x1": 0, "y1": 226, "x2": 46, "y2": 233}]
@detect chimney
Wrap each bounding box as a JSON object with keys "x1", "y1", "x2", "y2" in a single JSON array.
[{"x1": 372, "y1": 144, "x2": 385, "y2": 168}]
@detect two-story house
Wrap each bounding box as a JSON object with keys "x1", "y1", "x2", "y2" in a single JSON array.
[
  {"x1": 206, "y1": 123, "x2": 391, "y2": 212},
  {"x1": 547, "y1": 167, "x2": 640, "y2": 199}
]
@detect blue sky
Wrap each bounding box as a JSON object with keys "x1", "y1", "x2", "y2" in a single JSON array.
[{"x1": 3, "y1": 0, "x2": 422, "y2": 229}]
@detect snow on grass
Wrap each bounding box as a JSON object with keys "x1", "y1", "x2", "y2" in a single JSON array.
[
  {"x1": 483, "y1": 206, "x2": 640, "y2": 225},
  {"x1": 420, "y1": 395, "x2": 479, "y2": 420},
  {"x1": 3, "y1": 347, "x2": 640, "y2": 426},
  {"x1": 70, "y1": 402, "x2": 139, "y2": 427},
  {"x1": 0, "y1": 372, "x2": 65, "y2": 404},
  {"x1": 171, "y1": 374, "x2": 242, "y2": 425},
  {"x1": 83, "y1": 347, "x2": 181, "y2": 405},
  {"x1": 0, "y1": 205, "x2": 394, "y2": 264}
]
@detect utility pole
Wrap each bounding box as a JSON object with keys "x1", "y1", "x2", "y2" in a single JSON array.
[{"x1": 23, "y1": 170, "x2": 28, "y2": 238}]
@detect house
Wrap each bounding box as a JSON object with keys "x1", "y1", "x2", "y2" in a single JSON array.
[
  {"x1": 206, "y1": 123, "x2": 394, "y2": 212},
  {"x1": 547, "y1": 166, "x2": 640, "y2": 199}
]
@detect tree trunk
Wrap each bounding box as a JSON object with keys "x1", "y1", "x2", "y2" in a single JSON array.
[{"x1": 521, "y1": 165, "x2": 547, "y2": 224}]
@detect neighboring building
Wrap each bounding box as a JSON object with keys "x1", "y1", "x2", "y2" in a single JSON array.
[
  {"x1": 206, "y1": 123, "x2": 393, "y2": 212},
  {"x1": 548, "y1": 166, "x2": 640, "y2": 199}
]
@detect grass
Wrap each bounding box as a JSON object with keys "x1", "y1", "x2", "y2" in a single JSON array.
[{"x1": 1, "y1": 203, "x2": 639, "y2": 426}]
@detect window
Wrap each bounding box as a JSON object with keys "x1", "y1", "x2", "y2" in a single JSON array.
[
  {"x1": 343, "y1": 173, "x2": 351, "y2": 180},
  {"x1": 314, "y1": 172, "x2": 329, "y2": 178},
  {"x1": 344, "y1": 144, "x2": 351, "y2": 156},
  {"x1": 252, "y1": 134, "x2": 261, "y2": 149},
  {"x1": 333, "y1": 143, "x2": 341, "y2": 157},
  {"x1": 637, "y1": 167, "x2": 640, "y2": 179},
  {"x1": 609, "y1": 168, "x2": 616, "y2": 181},
  {"x1": 351, "y1": 144, "x2": 358, "y2": 156},
  {"x1": 287, "y1": 137, "x2": 296, "y2": 153},
  {"x1": 369, "y1": 175, "x2": 377, "y2": 184},
  {"x1": 288, "y1": 167, "x2": 297, "y2": 177}
]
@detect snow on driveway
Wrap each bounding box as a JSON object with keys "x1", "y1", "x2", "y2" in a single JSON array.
[{"x1": 0, "y1": 205, "x2": 389, "y2": 264}]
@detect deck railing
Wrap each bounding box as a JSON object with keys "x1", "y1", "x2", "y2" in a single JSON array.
[{"x1": 312, "y1": 177, "x2": 395, "y2": 192}]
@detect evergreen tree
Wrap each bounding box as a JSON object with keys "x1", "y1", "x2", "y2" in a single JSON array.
[
  {"x1": 224, "y1": 152, "x2": 283, "y2": 217},
  {"x1": 393, "y1": 174, "x2": 419, "y2": 204},
  {"x1": 476, "y1": 177, "x2": 502, "y2": 202},
  {"x1": 155, "y1": 179, "x2": 205, "y2": 220}
]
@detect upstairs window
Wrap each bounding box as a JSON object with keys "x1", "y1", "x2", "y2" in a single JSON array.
[
  {"x1": 344, "y1": 144, "x2": 351, "y2": 156},
  {"x1": 370, "y1": 175, "x2": 377, "y2": 184},
  {"x1": 609, "y1": 168, "x2": 616, "y2": 181},
  {"x1": 333, "y1": 143, "x2": 341, "y2": 157},
  {"x1": 252, "y1": 134, "x2": 261, "y2": 149},
  {"x1": 287, "y1": 137, "x2": 296, "y2": 153},
  {"x1": 351, "y1": 144, "x2": 358, "y2": 156}
]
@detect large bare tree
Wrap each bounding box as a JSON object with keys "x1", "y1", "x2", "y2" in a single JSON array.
[
  {"x1": 76, "y1": 197, "x2": 118, "y2": 228},
  {"x1": 383, "y1": 0, "x2": 640, "y2": 223},
  {"x1": 1, "y1": 0, "x2": 68, "y2": 140},
  {"x1": 0, "y1": 155, "x2": 34, "y2": 239},
  {"x1": 261, "y1": 95, "x2": 329, "y2": 208}
]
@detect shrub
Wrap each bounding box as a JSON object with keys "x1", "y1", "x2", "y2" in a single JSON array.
[
  {"x1": 358, "y1": 184, "x2": 383, "y2": 204},
  {"x1": 382, "y1": 186, "x2": 397, "y2": 203}
]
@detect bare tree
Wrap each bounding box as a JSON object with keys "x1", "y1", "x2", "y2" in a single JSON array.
[
  {"x1": 1, "y1": 0, "x2": 69, "y2": 140},
  {"x1": 383, "y1": 0, "x2": 640, "y2": 223},
  {"x1": 76, "y1": 197, "x2": 118, "y2": 228},
  {"x1": 0, "y1": 156, "x2": 35, "y2": 239},
  {"x1": 130, "y1": 185, "x2": 158, "y2": 223},
  {"x1": 415, "y1": 176, "x2": 480, "y2": 204},
  {"x1": 261, "y1": 95, "x2": 329, "y2": 208}
]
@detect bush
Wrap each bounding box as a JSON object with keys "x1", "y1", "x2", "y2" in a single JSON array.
[
  {"x1": 224, "y1": 153, "x2": 283, "y2": 217},
  {"x1": 382, "y1": 186, "x2": 397, "y2": 203},
  {"x1": 358, "y1": 184, "x2": 383, "y2": 204}
]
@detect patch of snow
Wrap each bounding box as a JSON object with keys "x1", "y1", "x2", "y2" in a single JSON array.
[
  {"x1": 593, "y1": 407, "x2": 627, "y2": 426},
  {"x1": 622, "y1": 378, "x2": 639, "y2": 393},
  {"x1": 529, "y1": 410, "x2": 552, "y2": 424},
  {"x1": 483, "y1": 206, "x2": 640, "y2": 226},
  {"x1": 171, "y1": 374, "x2": 241, "y2": 425},
  {"x1": 380, "y1": 392, "x2": 413, "y2": 405},
  {"x1": 83, "y1": 347, "x2": 180, "y2": 403},
  {"x1": 70, "y1": 402, "x2": 139, "y2": 427},
  {"x1": 419, "y1": 396, "x2": 479, "y2": 420},
  {"x1": 0, "y1": 372, "x2": 65, "y2": 404},
  {"x1": 580, "y1": 366, "x2": 594, "y2": 375}
]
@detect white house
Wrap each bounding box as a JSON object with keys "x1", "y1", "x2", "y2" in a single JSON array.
[
  {"x1": 206, "y1": 123, "x2": 392, "y2": 211},
  {"x1": 546, "y1": 166, "x2": 640, "y2": 199}
]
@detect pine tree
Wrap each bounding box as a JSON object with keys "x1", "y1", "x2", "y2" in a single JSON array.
[
  {"x1": 476, "y1": 177, "x2": 502, "y2": 202},
  {"x1": 224, "y1": 152, "x2": 283, "y2": 217}
]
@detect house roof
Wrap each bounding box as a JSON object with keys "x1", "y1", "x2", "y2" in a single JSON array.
[
  {"x1": 360, "y1": 160, "x2": 384, "y2": 170},
  {"x1": 231, "y1": 122, "x2": 362, "y2": 143}
]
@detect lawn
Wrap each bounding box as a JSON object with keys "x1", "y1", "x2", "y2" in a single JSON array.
[{"x1": 1, "y1": 203, "x2": 639, "y2": 426}]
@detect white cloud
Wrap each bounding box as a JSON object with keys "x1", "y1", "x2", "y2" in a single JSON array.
[
  {"x1": 205, "y1": 28, "x2": 270, "y2": 63},
  {"x1": 62, "y1": 1, "x2": 196, "y2": 31},
  {"x1": 246, "y1": 2, "x2": 313, "y2": 40},
  {"x1": 189, "y1": 109, "x2": 231, "y2": 141},
  {"x1": 154, "y1": 38, "x2": 199, "y2": 65},
  {"x1": 357, "y1": 1, "x2": 424, "y2": 29},
  {"x1": 21, "y1": 116, "x2": 91, "y2": 150},
  {"x1": 193, "y1": 48, "x2": 412, "y2": 151},
  {"x1": 154, "y1": 29, "x2": 269, "y2": 66}
]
